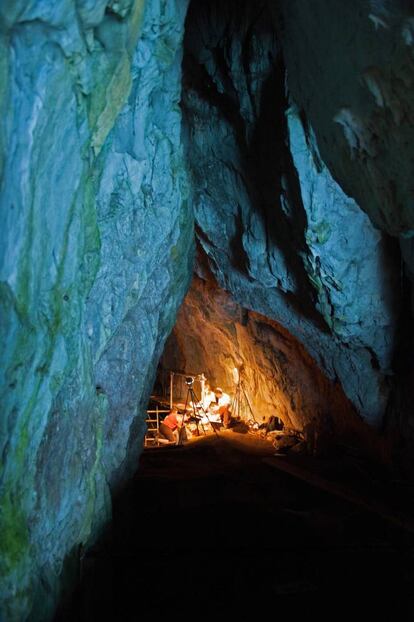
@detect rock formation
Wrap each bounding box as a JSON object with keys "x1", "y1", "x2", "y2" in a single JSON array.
[
  {"x1": 181, "y1": 0, "x2": 401, "y2": 427},
  {"x1": 1, "y1": 0, "x2": 414, "y2": 619},
  {"x1": 0, "y1": 1, "x2": 191, "y2": 618}
]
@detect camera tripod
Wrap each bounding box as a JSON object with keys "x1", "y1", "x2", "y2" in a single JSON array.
[
  {"x1": 179, "y1": 382, "x2": 219, "y2": 443},
  {"x1": 231, "y1": 378, "x2": 257, "y2": 424}
]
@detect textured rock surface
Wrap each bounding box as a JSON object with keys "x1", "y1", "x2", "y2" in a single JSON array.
[
  {"x1": 162, "y1": 271, "x2": 363, "y2": 439},
  {"x1": 0, "y1": 1, "x2": 192, "y2": 619},
  {"x1": 1, "y1": 0, "x2": 413, "y2": 619},
  {"x1": 275, "y1": 0, "x2": 414, "y2": 452},
  {"x1": 182, "y1": 0, "x2": 400, "y2": 425},
  {"x1": 277, "y1": 0, "x2": 414, "y2": 240}
]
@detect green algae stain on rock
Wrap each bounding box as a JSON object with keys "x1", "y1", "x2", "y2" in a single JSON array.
[
  {"x1": 155, "y1": 37, "x2": 176, "y2": 65},
  {"x1": 0, "y1": 490, "x2": 31, "y2": 622},
  {"x1": 90, "y1": 54, "x2": 132, "y2": 156},
  {"x1": 0, "y1": 36, "x2": 9, "y2": 182},
  {"x1": 88, "y1": 0, "x2": 146, "y2": 156},
  {"x1": 78, "y1": 173, "x2": 102, "y2": 296},
  {"x1": 0, "y1": 493, "x2": 29, "y2": 576},
  {"x1": 313, "y1": 220, "x2": 331, "y2": 245},
  {"x1": 78, "y1": 393, "x2": 108, "y2": 544}
]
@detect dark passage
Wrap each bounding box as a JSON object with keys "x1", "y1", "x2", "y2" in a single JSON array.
[{"x1": 56, "y1": 435, "x2": 414, "y2": 619}]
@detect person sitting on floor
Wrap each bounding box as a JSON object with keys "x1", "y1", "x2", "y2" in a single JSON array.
[
  {"x1": 211, "y1": 387, "x2": 232, "y2": 428},
  {"x1": 159, "y1": 408, "x2": 187, "y2": 445}
]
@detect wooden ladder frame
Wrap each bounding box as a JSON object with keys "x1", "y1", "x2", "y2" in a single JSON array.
[{"x1": 144, "y1": 407, "x2": 170, "y2": 448}]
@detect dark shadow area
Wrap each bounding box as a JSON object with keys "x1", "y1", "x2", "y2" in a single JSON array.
[
  {"x1": 231, "y1": 419, "x2": 250, "y2": 433},
  {"x1": 384, "y1": 252, "x2": 414, "y2": 479},
  {"x1": 55, "y1": 435, "x2": 414, "y2": 620}
]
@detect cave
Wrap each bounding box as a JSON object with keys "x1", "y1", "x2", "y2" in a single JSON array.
[{"x1": 1, "y1": 0, "x2": 414, "y2": 619}]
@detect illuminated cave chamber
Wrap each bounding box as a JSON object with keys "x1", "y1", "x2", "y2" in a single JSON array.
[{"x1": 159, "y1": 268, "x2": 361, "y2": 440}]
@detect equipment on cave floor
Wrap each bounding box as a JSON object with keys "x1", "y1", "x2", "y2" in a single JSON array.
[
  {"x1": 231, "y1": 367, "x2": 257, "y2": 425},
  {"x1": 180, "y1": 377, "x2": 219, "y2": 442},
  {"x1": 260, "y1": 415, "x2": 284, "y2": 437},
  {"x1": 161, "y1": 370, "x2": 206, "y2": 410}
]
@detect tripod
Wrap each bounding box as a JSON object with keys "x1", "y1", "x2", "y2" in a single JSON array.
[
  {"x1": 231, "y1": 378, "x2": 257, "y2": 424},
  {"x1": 179, "y1": 383, "x2": 218, "y2": 443}
]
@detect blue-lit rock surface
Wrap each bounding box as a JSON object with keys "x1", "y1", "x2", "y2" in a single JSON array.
[
  {"x1": 276, "y1": 0, "x2": 414, "y2": 250},
  {"x1": 182, "y1": 0, "x2": 400, "y2": 425},
  {"x1": 0, "y1": 1, "x2": 192, "y2": 619},
  {"x1": 1, "y1": 0, "x2": 413, "y2": 619}
]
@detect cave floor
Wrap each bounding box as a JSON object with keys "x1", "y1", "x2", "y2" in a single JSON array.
[{"x1": 58, "y1": 433, "x2": 414, "y2": 620}]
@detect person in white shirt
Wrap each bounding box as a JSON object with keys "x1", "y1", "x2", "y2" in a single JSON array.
[
  {"x1": 201, "y1": 383, "x2": 216, "y2": 411},
  {"x1": 196, "y1": 382, "x2": 221, "y2": 427},
  {"x1": 211, "y1": 387, "x2": 232, "y2": 428}
]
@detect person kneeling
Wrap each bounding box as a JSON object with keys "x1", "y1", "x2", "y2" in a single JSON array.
[{"x1": 159, "y1": 408, "x2": 187, "y2": 445}]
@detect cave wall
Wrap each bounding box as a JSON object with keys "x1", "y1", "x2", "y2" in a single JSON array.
[
  {"x1": 182, "y1": 0, "x2": 401, "y2": 426},
  {"x1": 0, "y1": 1, "x2": 192, "y2": 618},
  {"x1": 1, "y1": 0, "x2": 414, "y2": 618},
  {"x1": 277, "y1": 0, "x2": 414, "y2": 241},
  {"x1": 275, "y1": 0, "x2": 414, "y2": 444},
  {"x1": 162, "y1": 271, "x2": 364, "y2": 441}
]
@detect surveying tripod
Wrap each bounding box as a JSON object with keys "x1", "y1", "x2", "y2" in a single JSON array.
[
  {"x1": 179, "y1": 379, "x2": 219, "y2": 443},
  {"x1": 231, "y1": 377, "x2": 257, "y2": 424}
]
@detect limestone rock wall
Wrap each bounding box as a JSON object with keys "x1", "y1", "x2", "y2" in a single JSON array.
[
  {"x1": 182, "y1": 0, "x2": 401, "y2": 426},
  {"x1": 275, "y1": 0, "x2": 414, "y2": 445},
  {"x1": 277, "y1": 0, "x2": 414, "y2": 240},
  {"x1": 0, "y1": 1, "x2": 192, "y2": 619},
  {"x1": 1, "y1": 0, "x2": 413, "y2": 618}
]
